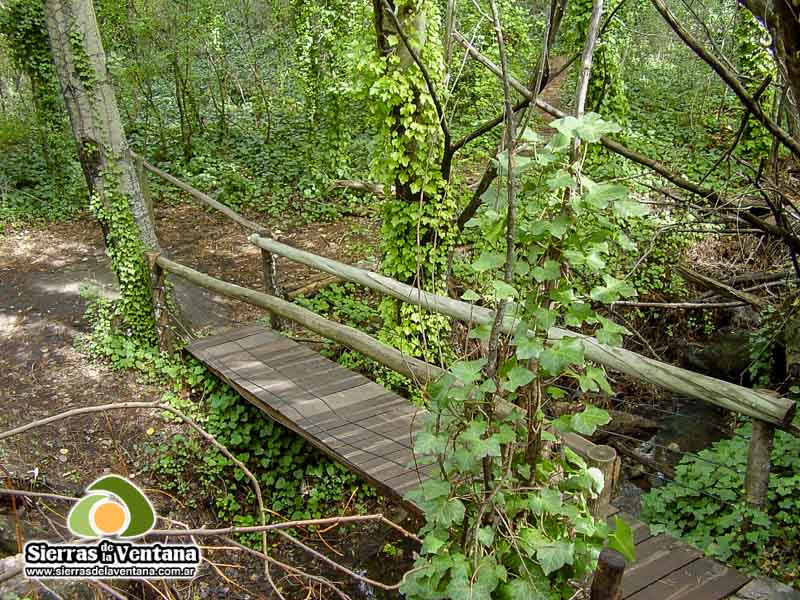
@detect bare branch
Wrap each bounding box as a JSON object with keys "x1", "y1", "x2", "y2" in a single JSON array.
[{"x1": 651, "y1": 0, "x2": 800, "y2": 159}]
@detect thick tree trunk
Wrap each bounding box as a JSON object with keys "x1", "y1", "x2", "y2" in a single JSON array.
[
  {"x1": 43, "y1": 0, "x2": 158, "y2": 250},
  {"x1": 44, "y1": 0, "x2": 159, "y2": 341}
]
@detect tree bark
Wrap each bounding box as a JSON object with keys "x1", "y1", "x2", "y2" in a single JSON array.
[{"x1": 43, "y1": 0, "x2": 158, "y2": 251}]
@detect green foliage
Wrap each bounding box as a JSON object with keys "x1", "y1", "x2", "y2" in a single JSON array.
[
  {"x1": 643, "y1": 413, "x2": 800, "y2": 587},
  {"x1": 747, "y1": 305, "x2": 782, "y2": 386},
  {"x1": 735, "y1": 9, "x2": 775, "y2": 160},
  {"x1": 88, "y1": 159, "x2": 156, "y2": 342},
  {"x1": 0, "y1": 0, "x2": 61, "y2": 117},
  {"x1": 295, "y1": 283, "x2": 381, "y2": 332},
  {"x1": 403, "y1": 116, "x2": 636, "y2": 599}
]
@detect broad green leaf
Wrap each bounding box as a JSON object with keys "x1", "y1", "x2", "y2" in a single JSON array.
[
  {"x1": 503, "y1": 366, "x2": 535, "y2": 392},
  {"x1": 422, "y1": 532, "x2": 447, "y2": 554},
  {"x1": 584, "y1": 183, "x2": 628, "y2": 209},
  {"x1": 461, "y1": 289, "x2": 480, "y2": 301},
  {"x1": 415, "y1": 430, "x2": 448, "y2": 455},
  {"x1": 473, "y1": 251, "x2": 505, "y2": 272},
  {"x1": 540, "y1": 337, "x2": 584, "y2": 376},
  {"x1": 532, "y1": 260, "x2": 561, "y2": 282},
  {"x1": 451, "y1": 358, "x2": 487, "y2": 385},
  {"x1": 614, "y1": 198, "x2": 649, "y2": 218},
  {"x1": 492, "y1": 280, "x2": 518, "y2": 299},
  {"x1": 533, "y1": 307, "x2": 557, "y2": 330},
  {"x1": 590, "y1": 274, "x2": 637, "y2": 303},
  {"x1": 546, "y1": 171, "x2": 575, "y2": 190},
  {"x1": 529, "y1": 489, "x2": 562, "y2": 515},
  {"x1": 536, "y1": 540, "x2": 574, "y2": 575},
  {"x1": 477, "y1": 527, "x2": 495, "y2": 547},
  {"x1": 515, "y1": 333, "x2": 544, "y2": 360},
  {"x1": 570, "y1": 405, "x2": 611, "y2": 435},
  {"x1": 595, "y1": 316, "x2": 631, "y2": 346},
  {"x1": 608, "y1": 517, "x2": 637, "y2": 562},
  {"x1": 550, "y1": 115, "x2": 580, "y2": 138},
  {"x1": 433, "y1": 497, "x2": 465, "y2": 527},
  {"x1": 575, "y1": 112, "x2": 621, "y2": 142}
]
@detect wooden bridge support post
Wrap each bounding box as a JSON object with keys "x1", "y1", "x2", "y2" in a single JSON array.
[
  {"x1": 260, "y1": 248, "x2": 284, "y2": 330},
  {"x1": 744, "y1": 419, "x2": 775, "y2": 507},
  {"x1": 586, "y1": 444, "x2": 619, "y2": 518},
  {"x1": 146, "y1": 252, "x2": 175, "y2": 353},
  {"x1": 590, "y1": 547, "x2": 626, "y2": 600}
]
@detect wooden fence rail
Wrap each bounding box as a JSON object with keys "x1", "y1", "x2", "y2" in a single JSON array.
[
  {"x1": 248, "y1": 234, "x2": 796, "y2": 429},
  {"x1": 136, "y1": 153, "x2": 792, "y2": 509}
]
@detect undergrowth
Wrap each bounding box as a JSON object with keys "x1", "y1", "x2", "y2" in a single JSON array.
[
  {"x1": 78, "y1": 285, "x2": 374, "y2": 544},
  {"x1": 643, "y1": 408, "x2": 800, "y2": 587}
]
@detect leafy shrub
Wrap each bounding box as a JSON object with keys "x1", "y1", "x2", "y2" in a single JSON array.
[{"x1": 643, "y1": 413, "x2": 800, "y2": 587}]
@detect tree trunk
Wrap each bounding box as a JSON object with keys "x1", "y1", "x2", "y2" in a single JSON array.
[{"x1": 44, "y1": 0, "x2": 159, "y2": 340}]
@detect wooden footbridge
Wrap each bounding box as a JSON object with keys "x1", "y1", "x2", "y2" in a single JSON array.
[{"x1": 137, "y1": 156, "x2": 798, "y2": 599}]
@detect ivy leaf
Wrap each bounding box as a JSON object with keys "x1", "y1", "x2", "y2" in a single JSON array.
[
  {"x1": 532, "y1": 260, "x2": 561, "y2": 282},
  {"x1": 608, "y1": 517, "x2": 637, "y2": 562},
  {"x1": 473, "y1": 251, "x2": 505, "y2": 272},
  {"x1": 432, "y1": 497, "x2": 465, "y2": 527},
  {"x1": 590, "y1": 274, "x2": 637, "y2": 303},
  {"x1": 492, "y1": 280, "x2": 518, "y2": 300},
  {"x1": 533, "y1": 307, "x2": 557, "y2": 330},
  {"x1": 529, "y1": 489, "x2": 562, "y2": 515},
  {"x1": 584, "y1": 184, "x2": 628, "y2": 210},
  {"x1": 614, "y1": 198, "x2": 649, "y2": 218},
  {"x1": 503, "y1": 366, "x2": 535, "y2": 392},
  {"x1": 477, "y1": 527, "x2": 495, "y2": 547},
  {"x1": 515, "y1": 333, "x2": 544, "y2": 360},
  {"x1": 540, "y1": 337, "x2": 584, "y2": 376},
  {"x1": 415, "y1": 430, "x2": 449, "y2": 455},
  {"x1": 595, "y1": 316, "x2": 631, "y2": 346},
  {"x1": 451, "y1": 358, "x2": 487, "y2": 385},
  {"x1": 536, "y1": 540, "x2": 574, "y2": 575},
  {"x1": 422, "y1": 531, "x2": 447, "y2": 554},
  {"x1": 564, "y1": 302, "x2": 593, "y2": 327},
  {"x1": 570, "y1": 405, "x2": 611, "y2": 435}
]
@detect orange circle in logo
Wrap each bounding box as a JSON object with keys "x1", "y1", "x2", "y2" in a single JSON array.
[{"x1": 93, "y1": 500, "x2": 127, "y2": 535}]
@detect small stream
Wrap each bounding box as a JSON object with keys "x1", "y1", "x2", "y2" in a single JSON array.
[{"x1": 614, "y1": 395, "x2": 732, "y2": 517}]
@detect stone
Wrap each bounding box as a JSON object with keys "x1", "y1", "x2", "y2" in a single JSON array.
[{"x1": 731, "y1": 577, "x2": 800, "y2": 600}]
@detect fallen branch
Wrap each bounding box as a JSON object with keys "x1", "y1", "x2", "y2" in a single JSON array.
[
  {"x1": 329, "y1": 179, "x2": 387, "y2": 198},
  {"x1": 677, "y1": 265, "x2": 767, "y2": 308},
  {"x1": 610, "y1": 300, "x2": 746, "y2": 309}
]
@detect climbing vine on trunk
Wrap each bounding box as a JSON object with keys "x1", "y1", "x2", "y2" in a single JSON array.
[
  {"x1": 44, "y1": 0, "x2": 158, "y2": 342},
  {"x1": 366, "y1": 0, "x2": 457, "y2": 361}
]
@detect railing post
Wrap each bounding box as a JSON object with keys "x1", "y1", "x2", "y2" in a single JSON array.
[
  {"x1": 586, "y1": 444, "x2": 619, "y2": 518},
  {"x1": 590, "y1": 548, "x2": 626, "y2": 600},
  {"x1": 745, "y1": 419, "x2": 775, "y2": 507},
  {"x1": 146, "y1": 252, "x2": 175, "y2": 352},
  {"x1": 260, "y1": 247, "x2": 284, "y2": 330}
]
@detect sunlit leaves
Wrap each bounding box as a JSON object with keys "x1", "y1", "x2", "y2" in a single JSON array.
[
  {"x1": 608, "y1": 517, "x2": 636, "y2": 562},
  {"x1": 590, "y1": 274, "x2": 637, "y2": 303},
  {"x1": 540, "y1": 337, "x2": 585, "y2": 375}
]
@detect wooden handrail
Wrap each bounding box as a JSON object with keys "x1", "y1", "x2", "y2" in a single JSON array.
[
  {"x1": 248, "y1": 234, "x2": 797, "y2": 429},
  {"x1": 132, "y1": 153, "x2": 268, "y2": 235}
]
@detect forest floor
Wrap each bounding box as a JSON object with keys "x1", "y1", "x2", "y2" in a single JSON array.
[{"x1": 0, "y1": 206, "x2": 399, "y2": 599}]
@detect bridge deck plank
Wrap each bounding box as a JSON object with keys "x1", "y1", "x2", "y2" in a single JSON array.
[{"x1": 186, "y1": 325, "x2": 752, "y2": 598}]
